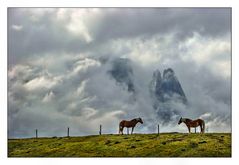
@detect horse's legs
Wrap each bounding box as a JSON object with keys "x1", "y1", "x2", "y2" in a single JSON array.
[
  {"x1": 187, "y1": 126, "x2": 191, "y2": 133},
  {"x1": 119, "y1": 126, "x2": 124, "y2": 135},
  {"x1": 200, "y1": 124, "x2": 203, "y2": 133},
  {"x1": 131, "y1": 127, "x2": 134, "y2": 134}
]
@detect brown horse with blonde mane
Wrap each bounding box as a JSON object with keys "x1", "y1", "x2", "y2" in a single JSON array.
[
  {"x1": 119, "y1": 118, "x2": 143, "y2": 135},
  {"x1": 178, "y1": 117, "x2": 205, "y2": 133}
]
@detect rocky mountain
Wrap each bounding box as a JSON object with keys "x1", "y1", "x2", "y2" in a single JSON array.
[
  {"x1": 108, "y1": 58, "x2": 187, "y2": 103},
  {"x1": 108, "y1": 58, "x2": 135, "y2": 93},
  {"x1": 150, "y1": 68, "x2": 187, "y2": 108}
]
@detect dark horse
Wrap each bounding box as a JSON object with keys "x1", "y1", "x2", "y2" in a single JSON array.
[
  {"x1": 178, "y1": 117, "x2": 205, "y2": 133},
  {"x1": 119, "y1": 118, "x2": 143, "y2": 135}
]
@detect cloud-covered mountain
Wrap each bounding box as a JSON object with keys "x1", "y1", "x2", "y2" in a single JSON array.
[
  {"x1": 150, "y1": 68, "x2": 187, "y2": 105},
  {"x1": 149, "y1": 68, "x2": 187, "y2": 124},
  {"x1": 108, "y1": 58, "x2": 135, "y2": 93}
]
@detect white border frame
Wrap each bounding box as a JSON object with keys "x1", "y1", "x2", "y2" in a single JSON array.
[{"x1": 1, "y1": 0, "x2": 238, "y2": 164}]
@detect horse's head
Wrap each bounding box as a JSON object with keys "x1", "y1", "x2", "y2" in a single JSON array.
[
  {"x1": 178, "y1": 117, "x2": 182, "y2": 125},
  {"x1": 137, "y1": 118, "x2": 143, "y2": 124}
]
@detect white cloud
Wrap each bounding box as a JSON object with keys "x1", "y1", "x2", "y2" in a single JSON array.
[
  {"x1": 179, "y1": 32, "x2": 231, "y2": 77},
  {"x1": 11, "y1": 24, "x2": 23, "y2": 31},
  {"x1": 67, "y1": 20, "x2": 93, "y2": 43},
  {"x1": 76, "y1": 79, "x2": 88, "y2": 97},
  {"x1": 111, "y1": 37, "x2": 162, "y2": 67},
  {"x1": 42, "y1": 91, "x2": 55, "y2": 103},
  {"x1": 24, "y1": 8, "x2": 56, "y2": 22},
  {"x1": 8, "y1": 65, "x2": 32, "y2": 80},
  {"x1": 63, "y1": 9, "x2": 102, "y2": 43},
  {"x1": 70, "y1": 57, "x2": 101, "y2": 76},
  {"x1": 24, "y1": 75, "x2": 62, "y2": 91}
]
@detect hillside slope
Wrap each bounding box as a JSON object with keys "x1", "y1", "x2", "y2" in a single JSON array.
[{"x1": 8, "y1": 133, "x2": 231, "y2": 157}]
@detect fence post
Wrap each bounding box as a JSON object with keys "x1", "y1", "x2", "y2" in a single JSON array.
[
  {"x1": 35, "y1": 129, "x2": 38, "y2": 138},
  {"x1": 99, "y1": 125, "x2": 102, "y2": 135},
  {"x1": 157, "y1": 124, "x2": 160, "y2": 135},
  {"x1": 67, "y1": 127, "x2": 70, "y2": 137}
]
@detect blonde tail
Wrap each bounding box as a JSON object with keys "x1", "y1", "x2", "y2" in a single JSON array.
[{"x1": 202, "y1": 120, "x2": 205, "y2": 133}]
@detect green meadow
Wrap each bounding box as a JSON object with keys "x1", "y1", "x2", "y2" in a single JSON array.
[{"x1": 8, "y1": 133, "x2": 231, "y2": 157}]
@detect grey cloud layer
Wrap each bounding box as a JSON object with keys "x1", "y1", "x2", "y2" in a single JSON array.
[
  {"x1": 8, "y1": 8, "x2": 231, "y2": 138},
  {"x1": 8, "y1": 8, "x2": 231, "y2": 65}
]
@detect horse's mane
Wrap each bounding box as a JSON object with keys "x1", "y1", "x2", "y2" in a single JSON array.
[
  {"x1": 130, "y1": 118, "x2": 137, "y2": 122},
  {"x1": 184, "y1": 118, "x2": 192, "y2": 122}
]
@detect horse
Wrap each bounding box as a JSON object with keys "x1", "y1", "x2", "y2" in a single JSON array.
[
  {"x1": 119, "y1": 118, "x2": 143, "y2": 135},
  {"x1": 178, "y1": 117, "x2": 205, "y2": 133}
]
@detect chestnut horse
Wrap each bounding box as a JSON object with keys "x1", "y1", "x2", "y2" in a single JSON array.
[
  {"x1": 119, "y1": 118, "x2": 143, "y2": 135},
  {"x1": 178, "y1": 117, "x2": 205, "y2": 133}
]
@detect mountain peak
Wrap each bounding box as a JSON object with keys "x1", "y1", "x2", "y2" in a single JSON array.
[
  {"x1": 150, "y1": 68, "x2": 187, "y2": 105},
  {"x1": 108, "y1": 58, "x2": 135, "y2": 93},
  {"x1": 163, "y1": 68, "x2": 174, "y2": 79}
]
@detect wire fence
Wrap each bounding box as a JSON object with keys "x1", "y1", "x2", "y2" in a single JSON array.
[{"x1": 30, "y1": 124, "x2": 207, "y2": 139}]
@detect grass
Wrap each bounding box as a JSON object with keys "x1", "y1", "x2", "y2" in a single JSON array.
[{"x1": 8, "y1": 133, "x2": 231, "y2": 157}]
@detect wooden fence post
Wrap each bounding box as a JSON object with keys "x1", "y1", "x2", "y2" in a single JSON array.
[
  {"x1": 158, "y1": 124, "x2": 160, "y2": 135},
  {"x1": 67, "y1": 127, "x2": 70, "y2": 137},
  {"x1": 99, "y1": 125, "x2": 102, "y2": 135},
  {"x1": 35, "y1": 129, "x2": 38, "y2": 138}
]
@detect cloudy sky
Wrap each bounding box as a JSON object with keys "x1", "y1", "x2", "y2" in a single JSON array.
[{"x1": 8, "y1": 8, "x2": 231, "y2": 138}]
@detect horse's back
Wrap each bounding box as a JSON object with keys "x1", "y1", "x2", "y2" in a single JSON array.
[
  {"x1": 197, "y1": 119, "x2": 204, "y2": 123},
  {"x1": 192, "y1": 119, "x2": 204, "y2": 127},
  {"x1": 186, "y1": 119, "x2": 202, "y2": 127},
  {"x1": 119, "y1": 120, "x2": 134, "y2": 127},
  {"x1": 119, "y1": 120, "x2": 126, "y2": 126}
]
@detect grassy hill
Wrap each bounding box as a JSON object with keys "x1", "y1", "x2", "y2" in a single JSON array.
[{"x1": 8, "y1": 133, "x2": 231, "y2": 157}]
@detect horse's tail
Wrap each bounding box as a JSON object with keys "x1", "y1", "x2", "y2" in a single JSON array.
[
  {"x1": 119, "y1": 124, "x2": 121, "y2": 134},
  {"x1": 202, "y1": 120, "x2": 205, "y2": 133},
  {"x1": 119, "y1": 121, "x2": 123, "y2": 134}
]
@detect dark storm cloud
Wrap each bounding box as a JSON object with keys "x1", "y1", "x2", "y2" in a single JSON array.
[
  {"x1": 94, "y1": 8, "x2": 231, "y2": 41},
  {"x1": 8, "y1": 8, "x2": 231, "y2": 138},
  {"x1": 8, "y1": 9, "x2": 86, "y2": 66},
  {"x1": 8, "y1": 8, "x2": 231, "y2": 66}
]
